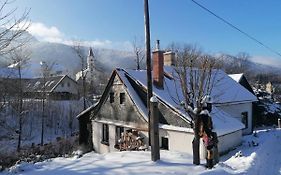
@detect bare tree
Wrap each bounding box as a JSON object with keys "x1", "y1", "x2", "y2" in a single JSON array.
[
  {"x1": 0, "y1": 0, "x2": 30, "y2": 114},
  {"x1": 132, "y1": 36, "x2": 145, "y2": 70},
  {"x1": 0, "y1": 0, "x2": 30, "y2": 55},
  {"x1": 169, "y1": 44, "x2": 220, "y2": 164},
  {"x1": 40, "y1": 60, "x2": 55, "y2": 146},
  {"x1": 72, "y1": 41, "x2": 87, "y2": 110},
  {"x1": 8, "y1": 46, "x2": 31, "y2": 151}
]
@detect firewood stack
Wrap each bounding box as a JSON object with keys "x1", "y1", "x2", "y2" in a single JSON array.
[{"x1": 118, "y1": 130, "x2": 147, "y2": 151}]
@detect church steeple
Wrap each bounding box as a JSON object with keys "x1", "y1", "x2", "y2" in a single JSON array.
[
  {"x1": 87, "y1": 47, "x2": 94, "y2": 71},
  {"x1": 88, "y1": 47, "x2": 94, "y2": 57}
]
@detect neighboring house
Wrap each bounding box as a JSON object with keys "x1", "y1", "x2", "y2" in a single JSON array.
[
  {"x1": 265, "y1": 82, "x2": 274, "y2": 95},
  {"x1": 229, "y1": 73, "x2": 255, "y2": 95},
  {"x1": 77, "y1": 48, "x2": 257, "y2": 158},
  {"x1": 0, "y1": 75, "x2": 78, "y2": 100},
  {"x1": 23, "y1": 75, "x2": 78, "y2": 100}
]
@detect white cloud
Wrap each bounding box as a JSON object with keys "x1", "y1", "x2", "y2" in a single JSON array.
[
  {"x1": 250, "y1": 56, "x2": 281, "y2": 68},
  {"x1": 23, "y1": 22, "x2": 132, "y2": 50},
  {"x1": 28, "y1": 22, "x2": 63, "y2": 42}
]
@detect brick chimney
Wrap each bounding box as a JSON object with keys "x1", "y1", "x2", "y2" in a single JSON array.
[
  {"x1": 153, "y1": 40, "x2": 164, "y2": 88},
  {"x1": 164, "y1": 51, "x2": 175, "y2": 66}
]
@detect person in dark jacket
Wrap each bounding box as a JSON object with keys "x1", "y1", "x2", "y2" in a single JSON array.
[{"x1": 199, "y1": 95, "x2": 216, "y2": 169}]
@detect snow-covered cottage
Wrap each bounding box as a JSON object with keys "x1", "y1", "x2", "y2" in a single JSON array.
[
  {"x1": 0, "y1": 75, "x2": 78, "y2": 100},
  {"x1": 23, "y1": 75, "x2": 78, "y2": 100},
  {"x1": 77, "y1": 48, "x2": 257, "y2": 157}
]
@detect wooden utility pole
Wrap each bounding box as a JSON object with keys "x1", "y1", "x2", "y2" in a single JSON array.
[
  {"x1": 150, "y1": 96, "x2": 160, "y2": 161},
  {"x1": 17, "y1": 65, "x2": 23, "y2": 152},
  {"x1": 40, "y1": 62, "x2": 46, "y2": 146},
  {"x1": 144, "y1": 0, "x2": 152, "y2": 146},
  {"x1": 192, "y1": 114, "x2": 200, "y2": 165},
  {"x1": 41, "y1": 74, "x2": 45, "y2": 146}
]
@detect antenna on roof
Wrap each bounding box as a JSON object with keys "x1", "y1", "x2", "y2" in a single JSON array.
[{"x1": 156, "y1": 39, "x2": 160, "y2": 51}]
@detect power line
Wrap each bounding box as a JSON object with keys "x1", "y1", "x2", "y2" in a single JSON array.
[{"x1": 191, "y1": 0, "x2": 281, "y2": 57}]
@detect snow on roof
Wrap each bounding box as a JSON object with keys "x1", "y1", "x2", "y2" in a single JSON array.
[
  {"x1": 229, "y1": 73, "x2": 244, "y2": 82},
  {"x1": 159, "y1": 106, "x2": 244, "y2": 136},
  {"x1": 126, "y1": 66, "x2": 257, "y2": 106},
  {"x1": 159, "y1": 124, "x2": 193, "y2": 133},
  {"x1": 211, "y1": 106, "x2": 244, "y2": 136},
  {"x1": 124, "y1": 69, "x2": 192, "y2": 122},
  {"x1": 23, "y1": 75, "x2": 65, "y2": 93}
]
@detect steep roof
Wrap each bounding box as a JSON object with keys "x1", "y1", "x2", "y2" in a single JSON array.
[
  {"x1": 211, "y1": 107, "x2": 244, "y2": 136},
  {"x1": 126, "y1": 66, "x2": 257, "y2": 105}
]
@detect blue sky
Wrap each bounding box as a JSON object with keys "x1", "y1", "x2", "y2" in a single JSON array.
[{"x1": 10, "y1": 0, "x2": 281, "y2": 66}]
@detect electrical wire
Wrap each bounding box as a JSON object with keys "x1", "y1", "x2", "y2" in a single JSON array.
[{"x1": 191, "y1": 0, "x2": 281, "y2": 57}]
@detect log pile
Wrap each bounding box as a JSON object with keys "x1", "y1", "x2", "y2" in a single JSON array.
[{"x1": 116, "y1": 130, "x2": 147, "y2": 151}]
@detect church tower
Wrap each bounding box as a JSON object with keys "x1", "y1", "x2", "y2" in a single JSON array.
[{"x1": 87, "y1": 47, "x2": 95, "y2": 80}]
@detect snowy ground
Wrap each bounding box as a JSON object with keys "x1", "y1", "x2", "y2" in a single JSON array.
[{"x1": 1, "y1": 128, "x2": 281, "y2": 175}]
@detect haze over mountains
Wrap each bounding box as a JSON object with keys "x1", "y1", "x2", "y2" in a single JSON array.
[
  {"x1": 1, "y1": 32, "x2": 136, "y2": 78},
  {"x1": 1, "y1": 31, "x2": 281, "y2": 79}
]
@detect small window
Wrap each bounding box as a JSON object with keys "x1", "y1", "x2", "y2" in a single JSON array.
[
  {"x1": 115, "y1": 126, "x2": 124, "y2": 144},
  {"x1": 161, "y1": 137, "x2": 169, "y2": 150},
  {"x1": 102, "y1": 124, "x2": 109, "y2": 145},
  {"x1": 67, "y1": 82, "x2": 70, "y2": 87},
  {"x1": 110, "y1": 92, "x2": 114, "y2": 103},
  {"x1": 241, "y1": 112, "x2": 248, "y2": 129},
  {"x1": 61, "y1": 82, "x2": 64, "y2": 87},
  {"x1": 120, "y1": 93, "x2": 125, "y2": 104}
]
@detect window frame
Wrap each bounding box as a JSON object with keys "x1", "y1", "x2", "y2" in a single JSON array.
[
  {"x1": 109, "y1": 92, "x2": 114, "y2": 103},
  {"x1": 161, "y1": 137, "x2": 169, "y2": 150},
  {"x1": 115, "y1": 126, "x2": 124, "y2": 145},
  {"x1": 241, "y1": 111, "x2": 248, "y2": 129},
  {"x1": 120, "y1": 92, "x2": 125, "y2": 104},
  {"x1": 101, "y1": 123, "x2": 109, "y2": 145}
]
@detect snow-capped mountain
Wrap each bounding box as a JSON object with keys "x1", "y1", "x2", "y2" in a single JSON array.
[
  {"x1": 0, "y1": 31, "x2": 136, "y2": 78},
  {"x1": 1, "y1": 30, "x2": 281, "y2": 79}
]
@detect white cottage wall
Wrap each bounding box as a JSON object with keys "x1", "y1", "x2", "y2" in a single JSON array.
[
  {"x1": 159, "y1": 129, "x2": 193, "y2": 154},
  {"x1": 218, "y1": 130, "x2": 242, "y2": 154},
  {"x1": 92, "y1": 121, "x2": 109, "y2": 153},
  {"x1": 93, "y1": 120, "x2": 242, "y2": 160},
  {"x1": 217, "y1": 103, "x2": 253, "y2": 135}
]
